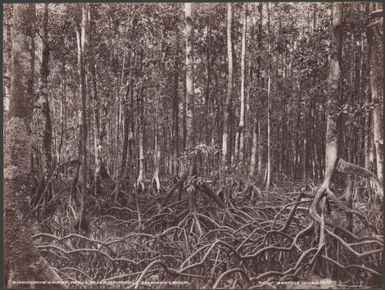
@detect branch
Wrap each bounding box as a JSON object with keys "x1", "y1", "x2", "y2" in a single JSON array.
[
  {"x1": 370, "y1": 10, "x2": 383, "y2": 19},
  {"x1": 336, "y1": 158, "x2": 383, "y2": 201}
]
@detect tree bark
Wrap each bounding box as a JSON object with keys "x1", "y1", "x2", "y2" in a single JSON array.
[
  {"x1": 39, "y1": 3, "x2": 53, "y2": 195},
  {"x1": 120, "y1": 54, "x2": 133, "y2": 185},
  {"x1": 172, "y1": 36, "x2": 180, "y2": 176},
  {"x1": 4, "y1": 4, "x2": 63, "y2": 287},
  {"x1": 238, "y1": 3, "x2": 247, "y2": 163},
  {"x1": 309, "y1": 4, "x2": 342, "y2": 255},
  {"x1": 57, "y1": 36, "x2": 67, "y2": 167},
  {"x1": 367, "y1": 8, "x2": 383, "y2": 188},
  {"x1": 249, "y1": 122, "x2": 258, "y2": 181},
  {"x1": 184, "y1": 3, "x2": 195, "y2": 175},
  {"x1": 266, "y1": 3, "x2": 272, "y2": 193},
  {"x1": 153, "y1": 121, "x2": 161, "y2": 193},
  {"x1": 89, "y1": 6, "x2": 103, "y2": 195},
  {"x1": 75, "y1": 5, "x2": 88, "y2": 233},
  {"x1": 3, "y1": 7, "x2": 12, "y2": 112},
  {"x1": 256, "y1": 3, "x2": 263, "y2": 177},
  {"x1": 137, "y1": 52, "x2": 145, "y2": 190},
  {"x1": 222, "y1": 3, "x2": 233, "y2": 170}
]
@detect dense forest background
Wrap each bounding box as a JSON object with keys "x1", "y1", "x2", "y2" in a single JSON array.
[{"x1": 3, "y1": 2, "x2": 384, "y2": 289}]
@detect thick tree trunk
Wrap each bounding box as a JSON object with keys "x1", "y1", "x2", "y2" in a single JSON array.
[{"x1": 4, "y1": 4, "x2": 63, "y2": 287}]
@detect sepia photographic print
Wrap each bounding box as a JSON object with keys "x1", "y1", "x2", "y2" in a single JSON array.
[{"x1": 2, "y1": 2, "x2": 384, "y2": 289}]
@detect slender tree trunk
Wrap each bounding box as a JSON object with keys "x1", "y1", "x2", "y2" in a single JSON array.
[
  {"x1": 249, "y1": 122, "x2": 258, "y2": 181},
  {"x1": 172, "y1": 38, "x2": 180, "y2": 176},
  {"x1": 75, "y1": 6, "x2": 88, "y2": 233},
  {"x1": 4, "y1": 9, "x2": 12, "y2": 111},
  {"x1": 40, "y1": 4, "x2": 52, "y2": 190},
  {"x1": 137, "y1": 51, "x2": 145, "y2": 190},
  {"x1": 89, "y1": 6, "x2": 102, "y2": 196},
  {"x1": 184, "y1": 3, "x2": 197, "y2": 211},
  {"x1": 367, "y1": 8, "x2": 383, "y2": 187},
  {"x1": 136, "y1": 97, "x2": 144, "y2": 189},
  {"x1": 120, "y1": 50, "x2": 133, "y2": 184},
  {"x1": 205, "y1": 23, "x2": 211, "y2": 149},
  {"x1": 238, "y1": 3, "x2": 247, "y2": 163},
  {"x1": 365, "y1": 105, "x2": 374, "y2": 192},
  {"x1": 309, "y1": 5, "x2": 342, "y2": 275},
  {"x1": 257, "y1": 122, "x2": 263, "y2": 175},
  {"x1": 222, "y1": 3, "x2": 233, "y2": 170},
  {"x1": 302, "y1": 107, "x2": 308, "y2": 180},
  {"x1": 266, "y1": 3, "x2": 272, "y2": 193},
  {"x1": 127, "y1": 49, "x2": 135, "y2": 179},
  {"x1": 57, "y1": 34, "x2": 67, "y2": 167},
  {"x1": 4, "y1": 4, "x2": 63, "y2": 287},
  {"x1": 256, "y1": 3, "x2": 263, "y2": 177},
  {"x1": 185, "y1": 3, "x2": 195, "y2": 175},
  {"x1": 153, "y1": 120, "x2": 161, "y2": 193},
  {"x1": 323, "y1": 2, "x2": 342, "y2": 186}
]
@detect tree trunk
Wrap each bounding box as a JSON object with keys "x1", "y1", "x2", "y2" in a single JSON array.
[
  {"x1": 238, "y1": 3, "x2": 247, "y2": 163},
  {"x1": 323, "y1": 3, "x2": 342, "y2": 187},
  {"x1": 249, "y1": 122, "x2": 258, "y2": 181},
  {"x1": 256, "y1": 3, "x2": 263, "y2": 177},
  {"x1": 257, "y1": 122, "x2": 263, "y2": 175},
  {"x1": 75, "y1": 6, "x2": 88, "y2": 233},
  {"x1": 40, "y1": 4, "x2": 53, "y2": 190},
  {"x1": 266, "y1": 3, "x2": 272, "y2": 193},
  {"x1": 120, "y1": 54, "x2": 133, "y2": 185},
  {"x1": 4, "y1": 4, "x2": 62, "y2": 287},
  {"x1": 172, "y1": 37, "x2": 180, "y2": 176},
  {"x1": 185, "y1": 3, "x2": 195, "y2": 176},
  {"x1": 89, "y1": 6, "x2": 102, "y2": 195},
  {"x1": 4, "y1": 8, "x2": 12, "y2": 111},
  {"x1": 153, "y1": 122, "x2": 161, "y2": 193},
  {"x1": 137, "y1": 52, "x2": 145, "y2": 190},
  {"x1": 57, "y1": 37, "x2": 67, "y2": 167},
  {"x1": 367, "y1": 8, "x2": 383, "y2": 187},
  {"x1": 222, "y1": 3, "x2": 233, "y2": 170},
  {"x1": 205, "y1": 23, "x2": 212, "y2": 151}
]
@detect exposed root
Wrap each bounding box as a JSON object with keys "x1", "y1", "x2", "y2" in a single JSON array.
[{"x1": 31, "y1": 176, "x2": 382, "y2": 288}]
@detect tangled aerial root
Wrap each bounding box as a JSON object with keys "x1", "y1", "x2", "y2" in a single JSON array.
[{"x1": 33, "y1": 175, "x2": 383, "y2": 289}]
